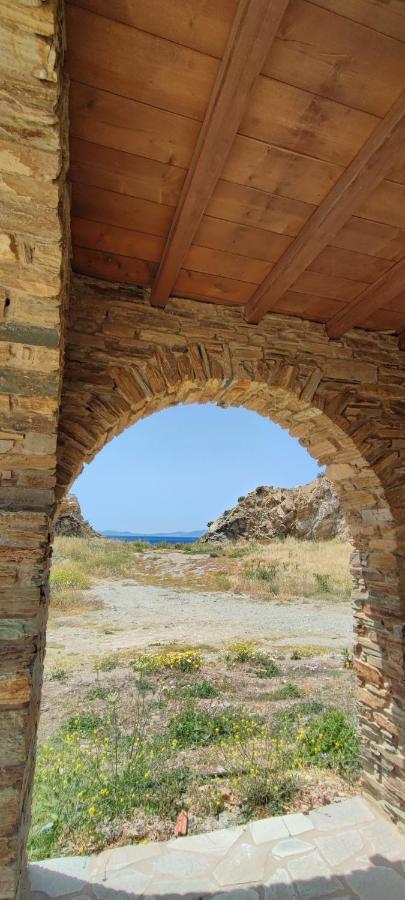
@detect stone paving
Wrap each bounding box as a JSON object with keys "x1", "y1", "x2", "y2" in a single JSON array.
[{"x1": 28, "y1": 797, "x2": 405, "y2": 900}]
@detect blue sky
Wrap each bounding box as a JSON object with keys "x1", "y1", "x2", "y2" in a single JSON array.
[{"x1": 73, "y1": 403, "x2": 320, "y2": 533}]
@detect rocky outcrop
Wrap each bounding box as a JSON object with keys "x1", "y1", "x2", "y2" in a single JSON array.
[
  {"x1": 202, "y1": 475, "x2": 349, "y2": 543},
  {"x1": 55, "y1": 494, "x2": 99, "y2": 538}
]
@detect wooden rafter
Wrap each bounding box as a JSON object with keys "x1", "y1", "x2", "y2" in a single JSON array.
[
  {"x1": 326, "y1": 259, "x2": 405, "y2": 339},
  {"x1": 245, "y1": 89, "x2": 405, "y2": 324},
  {"x1": 150, "y1": 0, "x2": 289, "y2": 308}
]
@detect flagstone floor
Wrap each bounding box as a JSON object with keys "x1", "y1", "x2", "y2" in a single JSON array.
[{"x1": 28, "y1": 796, "x2": 405, "y2": 900}]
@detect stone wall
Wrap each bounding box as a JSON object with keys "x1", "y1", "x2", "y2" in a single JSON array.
[
  {"x1": 0, "y1": 1, "x2": 68, "y2": 897},
  {"x1": 0, "y1": 2, "x2": 404, "y2": 897},
  {"x1": 58, "y1": 275, "x2": 405, "y2": 830}
]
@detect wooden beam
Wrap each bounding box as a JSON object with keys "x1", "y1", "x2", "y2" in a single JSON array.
[
  {"x1": 245, "y1": 88, "x2": 405, "y2": 323},
  {"x1": 150, "y1": 0, "x2": 289, "y2": 307},
  {"x1": 326, "y1": 258, "x2": 405, "y2": 339}
]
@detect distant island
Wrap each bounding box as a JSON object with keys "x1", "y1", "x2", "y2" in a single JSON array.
[{"x1": 102, "y1": 530, "x2": 204, "y2": 545}]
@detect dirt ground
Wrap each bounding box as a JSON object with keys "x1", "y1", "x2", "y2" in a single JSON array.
[{"x1": 41, "y1": 548, "x2": 354, "y2": 739}]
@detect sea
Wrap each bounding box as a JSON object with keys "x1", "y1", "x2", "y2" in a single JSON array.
[{"x1": 103, "y1": 532, "x2": 203, "y2": 545}]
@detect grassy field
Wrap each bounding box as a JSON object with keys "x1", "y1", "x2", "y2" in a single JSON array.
[{"x1": 30, "y1": 535, "x2": 357, "y2": 861}]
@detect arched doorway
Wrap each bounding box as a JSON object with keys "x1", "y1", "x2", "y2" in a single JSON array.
[{"x1": 55, "y1": 274, "x2": 404, "y2": 832}]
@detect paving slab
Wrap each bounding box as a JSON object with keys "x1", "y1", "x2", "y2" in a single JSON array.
[
  {"x1": 286, "y1": 851, "x2": 343, "y2": 899},
  {"x1": 344, "y1": 865, "x2": 405, "y2": 900},
  {"x1": 27, "y1": 795, "x2": 405, "y2": 900},
  {"x1": 213, "y1": 842, "x2": 269, "y2": 886},
  {"x1": 264, "y1": 867, "x2": 298, "y2": 899},
  {"x1": 309, "y1": 798, "x2": 374, "y2": 833},
  {"x1": 313, "y1": 830, "x2": 364, "y2": 868},
  {"x1": 29, "y1": 857, "x2": 93, "y2": 898},
  {"x1": 250, "y1": 818, "x2": 289, "y2": 845},
  {"x1": 272, "y1": 839, "x2": 313, "y2": 860},
  {"x1": 283, "y1": 815, "x2": 314, "y2": 837}
]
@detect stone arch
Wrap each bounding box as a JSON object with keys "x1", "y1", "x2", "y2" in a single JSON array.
[{"x1": 54, "y1": 275, "x2": 405, "y2": 824}]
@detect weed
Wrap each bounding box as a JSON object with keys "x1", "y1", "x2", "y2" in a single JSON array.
[
  {"x1": 273, "y1": 701, "x2": 325, "y2": 736},
  {"x1": 253, "y1": 653, "x2": 280, "y2": 679},
  {"x1": 49, "y1": 668, "x2": 68, "y2": 683},
  {"x1": 86, "y1": 687, "x2": 109, "y2": 701},
  {"x1": 245, "y1": 561, "x2": 279, "y2": 583},
  {"x1": 94, "y1": 655, "x2": 120, "y2": 672},
  {"x1": 29, "y1": 692, "x2": 190, "y2": 861},
  {"x1": 64, "y1": 713, "x2": 102, "y2": 735},
  {"x1": 169, "y1": 705, "x2": 260, "y2": 749},
  {"x1": 297, "y1": 708, "x2": 361, "y2": 778},
  {"x1": 217, "y1": 725, "x2": 297, "y2": 816},
  {"x1": 226, "y1": 639, "x2": 258, "y2": 663},
  {"x1": 184, "y1": 680, "x2": 219, "y2": 699},
  {"x1": 314, "y1": 572, "x2": 331, "y2": 593},
  {"x1": 50, "y1": 562, "x2": 91, "y2": 593},
  {"x1": 225, "y1": 642, "x2": 279, "y2": 678},
  {"x1": 268, "y1": 683, "x2": 303, "y2": 701},
  {"x1": 342, "y1": 647, "x2": 353, "y2": 669},
  {"x1": 134, "y1": 649, "x2": 203, "y2": 674}
]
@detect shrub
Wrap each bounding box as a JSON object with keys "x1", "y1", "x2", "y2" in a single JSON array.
[
  {"x1": 134, "y1": 649, "x2": 203, "y2": 674},
  {"x1": 237, "y1": 496, "x2": 245, "y2": 503},
  {"x1": 298, "y1": 708, "x2": 361, "y2": 777},
  {"x1": 253, "y1": 652, "x2": 280, "y2": 679}
]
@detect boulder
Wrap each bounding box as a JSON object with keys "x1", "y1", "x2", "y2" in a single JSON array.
[
  {"x1": 55, "y1": 493, "x2": 99, "y2": 538},
  {"x1": 201, "y1": 474, "x2": 348, "y2": 543}
]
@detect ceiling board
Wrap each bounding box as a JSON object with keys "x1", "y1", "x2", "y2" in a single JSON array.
[{"x1": 67, "y1": 0, "x2": 405, "y2": 340}]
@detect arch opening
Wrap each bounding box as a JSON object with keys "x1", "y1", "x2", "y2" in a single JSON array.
[{"x1": 53, "y1": 277, "x2": 404, "y2": 831}]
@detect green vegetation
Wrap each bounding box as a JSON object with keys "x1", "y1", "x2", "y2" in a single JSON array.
[
  {"x1": 245, "y1": 561, "x2": 279, "y2": 584},
  {"x1": 253, "y1": 653, "x2": 280, "y2": 679},
  {"x1": 49, "y1": 667, "x2": 68, "y2": 683},
  {"x1": 86, "y1": 686, "x2": 110, "y2": 701},
  {"x1": 134, "y1": 649, "x2": 203, "y2": 674},
  {"x1": 169, "y1": 705, "x2": 260, "y2": 749},
  {"x1": 184, "y1": 680, "x2": 219, "y2": 699},
  {"x1": 225, "y1": 639, "x2": 258, "y2": 663},
  {"x1": 29, "y1": 694, "x2": 190, "y2": 861},
  {"x1": 50, "y1": 563, "x2": 91, "y2": 593},
  {"x1": 268, "y1": 683, "x2": 303, "y2": 701},
  {"x1": 225, "y1": 641, "x2": 280, "y2": 678},
  {"x1": 299, "y1": 708, "x2": 360, "y2": 777}
]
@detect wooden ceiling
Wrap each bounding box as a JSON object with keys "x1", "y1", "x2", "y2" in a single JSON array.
[{"x1": 66, "y1": 0, "x2": 405, "y2": 341}]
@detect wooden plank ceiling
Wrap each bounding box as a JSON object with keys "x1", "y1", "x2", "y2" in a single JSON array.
[{"x1": 66, "y1": 0, "x2": 405, "y2": 339}]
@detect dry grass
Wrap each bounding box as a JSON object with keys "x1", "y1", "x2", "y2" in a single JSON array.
[
  {"x1": 227, "y1": 537, "x2": 352, "y2": 601},
  {"x1": 50, "y1": 535, "x2": 352, "y2": 615}
]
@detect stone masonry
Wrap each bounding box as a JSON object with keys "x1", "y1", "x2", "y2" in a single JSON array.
[
  {"x1": 57, "y1": 274, "x2": 405, "y2": 826},
  {"x1": 0, "y1": 1, "x2": 69, "y2": 898},
  {"x1": 0, "y1": 2, "x2": 404, "y2": 899}
]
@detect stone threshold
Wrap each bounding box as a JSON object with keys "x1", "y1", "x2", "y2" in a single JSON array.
[{"x1": 28, "y1": 796, "x2": 405, "y2": 899}]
